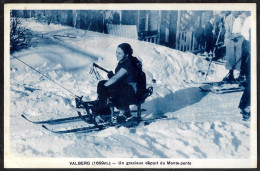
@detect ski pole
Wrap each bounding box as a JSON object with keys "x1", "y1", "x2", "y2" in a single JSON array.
[{"x1": 93, "y1": 63, "x2": 110, "y2": 73}]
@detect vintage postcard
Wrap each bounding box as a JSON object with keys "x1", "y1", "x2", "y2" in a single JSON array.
[{"x1": 4, "y1": 3, "x2": 257, "y2": 168}]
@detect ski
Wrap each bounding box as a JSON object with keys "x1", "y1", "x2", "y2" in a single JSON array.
[
  {"x1": 41, "y1": 115, "x2": 178, "y2": 134},
  {"x1": 21, "y1": 114, "x2": 86, "y2": 125},
  {"x1": 199, "y1": 86, "x2": 244, "y2": 94},
  {"x1": 42, "y1": 124, "x2": 107, "y2": 134},
  {"x1": 22, "y1": 108, "x2": 147, "y2": 125},
  {"x1": 210, "y1": 87, "x2": 245, "y2": 94},
  {"x1": 42, "y1": 120, "x2": 141, "y2": 134},
  {"x1": 116, "y1": 115, "x2": 175, "y2": 128},
  {"x1": 191, "y1": 79, "x2": 243, "y2": 86},
  {"x1": 190, "y1": 80, "x2": 226, "y2": 85},
  {"x1": 141, "y1": 116, "x2": 178, "y2": 126},
  {"x1": 77, "y1": 111, "x2": 96, "y2": 124}
]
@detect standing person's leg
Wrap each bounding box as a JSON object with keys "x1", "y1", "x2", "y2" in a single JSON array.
[
  {"x1": 209, "y1": 35, "x2": 214, "y2": 55},
  {"x1": 239, "y1": 77, "x2": 250, "y2": 109},
  {"x1": 223, "y1": 39, "x2": 235, "y2": 81},
  {"x1": 234, "y1": 37, "x2": 244, "y2": 71},
  {"x1": 238, "y1": 39, "x2": 250, "y2": 121},
  {"x1": 238, "y1": 39, "x2": 249, "y2": 81},
  {"x1": 225, "y1": 39, "x2": 235, "y2": 69},
  {"x1": 240, "y1": 40, "x2": 248, "y2": 76},
  {"x1": 205, "y1": 36, "x2": 210, "y2": 57},
  {"x1": 239, "y1": 74, "x2": 250, "y2": 120}
]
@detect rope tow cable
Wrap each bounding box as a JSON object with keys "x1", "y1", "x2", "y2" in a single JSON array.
[{"x1": 11, "y1": 54, "x2": 81, "y2": 98}]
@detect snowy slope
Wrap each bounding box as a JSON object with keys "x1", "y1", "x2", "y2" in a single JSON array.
[{"x1": 8, "y1": 18, "x2": 251, "y2": 160}]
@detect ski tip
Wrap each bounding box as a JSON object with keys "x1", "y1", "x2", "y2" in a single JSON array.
[
  {"x1": 42, "y1": 125, "x2": 55, "y2": 133},
  {"x1": 21, "y1": 114, "x2": 31, "y2": 122},
  {"x1": 42, "y1": 125, "x2": 48, "y2": 130}
]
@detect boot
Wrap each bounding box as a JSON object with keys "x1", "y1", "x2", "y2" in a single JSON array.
[
  {"x1": 242, "y1": 111, "x2": 250, "y2": 121},
  {"x1": 117, "y1": 109, "x2": 131, "y2": 124},
  {"x1": 222, "y1": 70, "x2": 234, "y2": 83},
  {"x1": 240, "y1": 106, "x2": 250, "y2": 121},
  {"x1": 236, "y1": 74, "x2": 246, "y2": 82},
  {"x1": 91, "y1": 97, "x2": 111, "y2": 116}
]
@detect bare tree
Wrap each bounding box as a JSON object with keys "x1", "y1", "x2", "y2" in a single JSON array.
[{"x1": 10, "y1": 16, "x2": 32, "y2": 53}]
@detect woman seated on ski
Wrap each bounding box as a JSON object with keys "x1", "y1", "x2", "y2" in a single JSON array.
[{"x1": 96, "y1": 43, "x2": 140, "y2": 123}]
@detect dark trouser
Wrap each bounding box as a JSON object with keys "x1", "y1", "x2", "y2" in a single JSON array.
[
  {"x1": 239, "y1": 76, "x2": 250, "y2": 109},
  {"x1": 205, "y1": 35, "x2": 214, "y2": 53},
  {"x1": 240, "y1": 40, "x2": 250, "y2": 76},
  {"x1": 196, "y1": 38, "x2": 205, "y2": 50},
  {"x1": 239, "y1": 39, "x2": 250, "y2": 110},
  {"x1": 97, "y1": 80, "x2": 136, "y2": 110},
  {"x1": 214, "y1": 45, "x2": 226, "y2": 60}
]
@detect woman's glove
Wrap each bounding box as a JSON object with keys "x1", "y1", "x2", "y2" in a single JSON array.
[{"x1": 107, "y1": 71, "x2": 114, "y2": 79}]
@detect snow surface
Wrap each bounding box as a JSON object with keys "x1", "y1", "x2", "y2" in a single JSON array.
[{"x1": 9, "y1": 18, "x2": 251, "y2": 159}]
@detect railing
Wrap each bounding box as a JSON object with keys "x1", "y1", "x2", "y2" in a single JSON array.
[
  {"x1": 176, "y1": 30, "x2": 204, "y2": 52},
  {"x1": 140, "y1": 35, "x2": 158, "y2": 43},
  {"x1": 138, "y1": 31, "x2": 158, "y2": 44}
]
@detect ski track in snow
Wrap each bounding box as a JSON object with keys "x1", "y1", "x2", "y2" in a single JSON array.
[{"x1": 9, "y1": 18, "x2": 250, "y2": 158}]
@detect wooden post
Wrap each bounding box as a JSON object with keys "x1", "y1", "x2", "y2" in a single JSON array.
[
  {"x1": 168, "y1": 11, "x2": 178, "y2": 49},
  {"x1": 176, "y1": 11, "x2": 181, "y2": 49},
  {"x1": 199, "y1": 11, "x2": 202, "y2": 28},
  {"x1": 188, "y1": 31, "x2": 192, "y2": 51},
  {"x1": 119, "y1": 10, "x2": 122, "y2": 25},
  {"x1": 157, "y1": 10, "x2": 161, "y2": 44},
  {"x1": 145, "y1": 12, "x2": 149, "y2": 31},
  {"x1": 137, "y1": 10, "x2": 140, "y2": 32},
  {"x1": 192, "y1": 31, "x2": 196, "y2": 51},
  {"x1": 102, "y1": 11, "x2": 105, "y2": 33}
]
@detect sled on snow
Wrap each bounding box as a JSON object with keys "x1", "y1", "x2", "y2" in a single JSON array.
[{"x1": 74, "y1": 86, "x2": 153, "y2": 128}]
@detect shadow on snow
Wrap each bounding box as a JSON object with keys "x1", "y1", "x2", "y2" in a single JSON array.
[{"x1": 143, "y1": 86, "x2": 209, "y2": 119}]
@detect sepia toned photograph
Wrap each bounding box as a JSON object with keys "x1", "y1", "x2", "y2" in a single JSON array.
[{"x1": 4, "y1": 3, "x2": 257, "y2": 168}]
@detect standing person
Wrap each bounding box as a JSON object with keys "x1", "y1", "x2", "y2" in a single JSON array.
[
  {"x1": 204, "y1": 15, "x2": 215, "y2": 57},
  {"x1": 195, "y1": 25, "x2": 205, "y2": 50},
  {"x1": 214, "y1": 15, "x2": 221, "y2": 46},
  {"x1": 223, "y1": 12, "x2": 246, "y2": 82},
  {"x1": 96, "y1": 43, "x2": 140, "y2": 123},
  {"x1": 238, "y1": 13, "x2": 251, "y2": 121},
  {"x1": 214, "y1": 21, "x2": 226, "y2": 60},
  {"x1": 223, "y1": 11, "x2": 233, "y2": 46},
  {"x1": 218, "y1": 13, "x2": 226, "y2": 45},
  {"x1": 222, "y1": 11, "x2": 235, "y2": 81}
]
